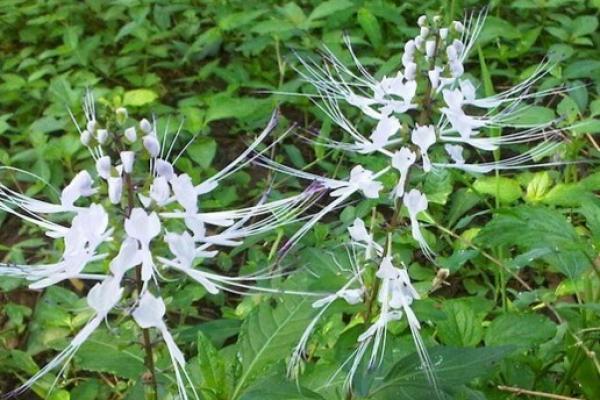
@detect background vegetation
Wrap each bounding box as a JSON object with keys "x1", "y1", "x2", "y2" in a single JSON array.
[{"x1": 0, "y1": 0, "x2": 599, "y2": 399}]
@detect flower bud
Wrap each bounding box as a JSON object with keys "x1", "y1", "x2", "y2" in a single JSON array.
[
  {"x1": 417, "y1": 15, "x2": 427, "y2": 27},
  {"x1": 402, "y1": 52, "x2": 413, "y2": 68},
  {"x1": 155, "y1": 159, "x2": 174, "y2": 181},
  {"x1": 433, "y1": 15, "x2": 442, "y2": 25},
  {"x1": 140, "y1": 118, "x2": 152, "y2": 134},
  {"x1": 108, "y1": 176, "x2": 123, "y2": 204},
  {"x1": 86, "y1": 120, "x2": 97, "y2": 133},
  {"x1": 425, "y1": 40, "x2": 436, "y2": 58},
  {"x1": 124, "y1": 126, "x2": 137, "y2": 143},
  {"x1": 453, "y1": 21, "x2": 464, "y2": 33},
  {"x1": 452, "y1": 39, "x2": 465, "y2": 55},
  {"x1": 116, "y1": 107, "x2": 128, "y2": 124},
  {"x1": 80, "y1": 130, "x2": 92, "y2": 146},
  {"x1": 404, "y1": 39, "x2": 416, "y2": 56},
  {"x1": 96, "y1": 156, "x2": 111, "y2": 180},
  {"x1": 120, "y1": 151, "x2": 135, "y2": 174},
  {"x1": 446, "y1": 44, "x2": 458, "y2": 60},
  {"x1": 450, "y1": 60, "x2": 464, "y2": 77},
  {"x1": 420, "y1": 26, "x2": 430, "y2": 38},
  {"x1": 414, "y1": 36, "x2": 424, "y2": 50},
  {"x1": 428, "y1": 67, "x2": 441, "y2": 89},
  {"x1": 143, "y1": 135, "x2": 160, "y2": 157},
  {"x1": 439, "y1": 28, "x2": 448, "y2": 40},
  {"x1": 404, "y1": 62, "x2": 417, "y2": 81},
  {"x1": 97, "y1": 129, "x2": 109, "y2": 144}
]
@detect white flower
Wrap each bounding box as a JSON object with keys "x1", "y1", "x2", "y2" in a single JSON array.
[
  {"x1": 410, "y1": 125, "x2": 436, "y2": 172},
  {"x1": 391, "y1": 147, "x2": 416, "y2": 198},
  {"x1": 95, "y1": 155, "x2": 111, "y2": 180},
  {"x1": 171, "y1": 173, "x2": 198, "y2": 212},
  {"x1": 125, "y1": 208, "x2": 161, "y2": 282},
  {"x1": 331, "y1": 165, "x2": 383, "y2": 199},
  {"x1": 60, "y1": 171, "x2": 97, "y2": 208},
  {"x1": 403, "y1": 189, "x2": 434, "y2": 259},
  {"x1": 444, "y1": 144, "x2": 465, "y2": 165},
  {"x1": 150, "y1": 176, "x2": 170, "y2": 206},
  {"x1": 132, "y1": 292, "x2": 197, "y2": 400},
  {"x1": 155, "y1": 159, "x2": 175, "y2": 181}
]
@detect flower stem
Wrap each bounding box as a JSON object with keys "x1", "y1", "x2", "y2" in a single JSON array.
[{"x1": 124, "y1": 172, "x2": 159, "y2": 399}]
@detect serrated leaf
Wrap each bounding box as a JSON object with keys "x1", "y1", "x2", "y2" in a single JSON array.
[
  {"x1": 477, "y1": 206, "x2": 592, "y2": 277},
  {"x1": 197, "y1": 331, "x2": 226, "y2": 398},
  {"x1": 485, "y1": 313, "x2": 556, "y2": 347},
  {"x1": 186, "y1": 137, "x2": 217, "y2": 169},
  {"x1": 75, "y1": 331, "x2": 145, "y2": 379},
  {"x1": 240, "y1": 378, "x2": 325, "y2": 400},
  {"x1": 437, "y1": 302, "x2": 483, "y2": 347},
  {"x1": 233, "y1": 297, "x2": 314, "y2": 398},
  {"x1": 371, "y1": 346, "x2": 514, "y2": 398}
]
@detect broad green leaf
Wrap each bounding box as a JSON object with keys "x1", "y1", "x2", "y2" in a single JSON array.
[
  {"x1": 309, "y1": 0, "x2": 353, "y2": 20},
  {"x1": 240, "y1": 378, "x2": 325, "y2": 400},
  {"x1": 473, "y1": 176, "x2": 522, "y2": 204},
  {"x1": 205, "y1": 96, "x2": 262, "y2": 124},
  {"x1": 123, "y1": 89, "x2": 158, "y2": 106},
  {"x1": 485, "y1": 313, "x2": 556, "y2": 347},
  {"x1": 477, "y1": 206, "x2": 592, "y2": 277},
  {"x1": 437, "y1": 302, "x2": 483, "y2": 347},
  {"x1": 75, "y1": 331, "x2": 145, "y2": 379},
  {"x1": 186, "y1": 137, "x2": 217, "y2": 169},
  {"x1": 502, "y1": 106, "x2": 555, "y2": 125},
  {"x1": 571, "y1": 119, "x2": 600, "y2": 135},
  {"x1": 371, "y1": 346, "x2": 514, "y2": 398},
  {"x1": 572, "y1": 15, "x2": 598, "y2": 37},
  {"x1": 232, "y1": 297, "x2": 314, "y2": 398}
]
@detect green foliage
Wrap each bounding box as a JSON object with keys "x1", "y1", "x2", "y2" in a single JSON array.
[{"x1": 1, "y1": 0, "x2": 599, "y2": 399}]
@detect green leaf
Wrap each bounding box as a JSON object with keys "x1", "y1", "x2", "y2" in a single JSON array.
[
  {"x1": 502, "y1": 106, "x2": 555, "y2": 125},
  {"x1": 205, "y1": 96, "x2": 262, "y2": 124},
  {"x1": 477, "y1": 206, "x2": 592, "y2": 277},
  {"x1": 485, "y1": 313, "x2": 556, "y2": 347},
  {"x1": 309, "y1": 0, "x2": 353, "y2": 20},
  {"x1": 473, "y1": 176, "x2": 522, "y2": 204},
  {"x1": 525, "y1": 172, "x2": 553, "y2": 203},
  {"x1": 232, "y1": 297, "x2": 314, "y2": 399},
  {"x1": 240, "y1": 378, "x2": 325, "y2": 400},
  {"x1": 197, "y1": 331, "x2": 226, "y2": 399},
  {"x1": 372, "y1": 346, "x2": 514, "y2": 398},
  {"x1": 572, "y1": 15, "x2": 598, "y2": 37},
  {"x1": 186, "y1": 137, "x2": 217, "y2": 169},
  {"x1": 75, "y1": 331, "x2": 145, "y2": 379},
  {"x1": 571, "y1": 119, "x2": 600, "y2": 135},
  {"x1": 122, "y1": 89, "x2": 159, "y2": 106},
  {"x1": 357, "y1": 8, "x2": 383, "y2": 48},
  {"x1": 437, "y1": 302, "x2": 483, "y2": 347}
]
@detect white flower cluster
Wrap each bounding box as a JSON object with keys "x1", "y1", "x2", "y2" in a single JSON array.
[
  {"x1": 0, "y1": 99, "x2": 326, "y2": 398},
  {"x1": 277, "y1": 10, "x2": 571, "y2": 391},
  {"x1": 0, "y1": 9, "x2": 573, "y2": 399}
]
